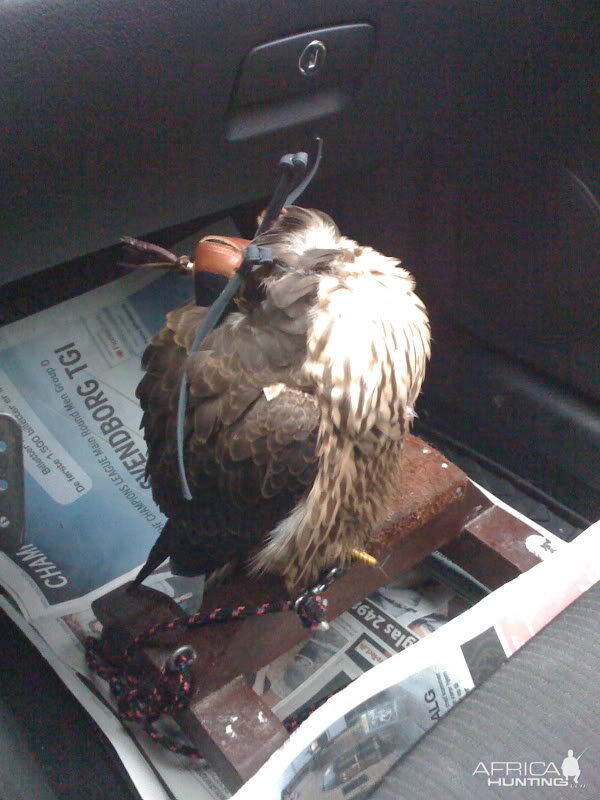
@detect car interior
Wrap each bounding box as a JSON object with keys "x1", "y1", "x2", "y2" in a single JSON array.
[{"x1": 1, "y1": 1, "x2": 597, "y2": 797}]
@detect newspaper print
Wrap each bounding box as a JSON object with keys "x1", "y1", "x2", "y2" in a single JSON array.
[
  {"x1": 0, "y1": 250, "x2": 592, "y2": 800},
  {"x1": 235, "y1": 521, "x2": 599, "y2": 800}
]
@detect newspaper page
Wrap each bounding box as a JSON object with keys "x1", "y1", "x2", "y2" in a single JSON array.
[
  {"x1": 235, "y1": 520, "x2": 600, "y2": 800},
  {"x1": 0, "y1": 228, "x2": 244, "y2": 799},
  {"x1": 0, "y1": 266, "x2": 192, "y2": 616},
  {"x1": 0, "y1": 244, "x2": 578, "y2": 800},
  {"x1": 247, "y1": 578, "x2": 460, "y2": 723}
]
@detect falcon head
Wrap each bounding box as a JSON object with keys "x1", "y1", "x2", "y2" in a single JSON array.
[{"x1": 237, "y1": 206, "x2": 418, "y2": 313}]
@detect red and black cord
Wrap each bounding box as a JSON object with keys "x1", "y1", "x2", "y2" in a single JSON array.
[{"x1": 85, "y1": 589, "x2": 332, "y2": 758}]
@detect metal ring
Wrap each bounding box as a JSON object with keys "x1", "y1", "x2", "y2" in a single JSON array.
[
  {"x1": 167, "y1": 644, "x2": 197, "y2": 671},
  {"x1": 294, "y1": 593, "x2": 307, "y2": 612}
]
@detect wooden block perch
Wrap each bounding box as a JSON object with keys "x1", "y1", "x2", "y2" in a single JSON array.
[{"x1": 92, "y1": 436, "x2": 543, "y2": 791}]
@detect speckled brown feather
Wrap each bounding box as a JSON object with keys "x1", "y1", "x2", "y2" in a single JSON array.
[{"x1": 137, "y1": 278, "x2": 320, "y2": 578}]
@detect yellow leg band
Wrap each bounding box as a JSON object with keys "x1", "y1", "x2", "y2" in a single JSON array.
[{"x1": 351, "y1": 548, "x2": 378, "y2": 567}]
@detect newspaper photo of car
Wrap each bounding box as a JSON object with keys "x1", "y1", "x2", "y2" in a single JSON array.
[{"x1": 279, "y1": 665, "x2": 469, "y2": 800}]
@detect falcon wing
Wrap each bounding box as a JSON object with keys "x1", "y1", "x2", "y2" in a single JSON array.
[{"x1": 137, "y1": 301, "x2": 319, "y2": 576}]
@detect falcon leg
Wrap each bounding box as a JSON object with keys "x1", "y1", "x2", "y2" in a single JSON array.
[
  {"x1": 128, "y1": 520, "x2": 174, "y2": 590},
  {"x1": 204, "y1": 560, "x2": 239, "y2": 592}
]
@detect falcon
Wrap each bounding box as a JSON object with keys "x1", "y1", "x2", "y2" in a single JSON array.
[{"x1": 135, "y1": 206, "x2": 430, "y2": 592}]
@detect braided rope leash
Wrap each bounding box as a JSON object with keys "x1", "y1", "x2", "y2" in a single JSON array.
[
  {"x1": 284, "y1": 688, "x2": 343, "y2": 733},
  {"x1": 85, "y1": 571, "x2": 340, "y2": 758}
]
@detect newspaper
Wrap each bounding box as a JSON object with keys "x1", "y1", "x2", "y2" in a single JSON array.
[
  {"x1": 0, "y1": 231, "x2": 239, "y2": 799},
  {"x1": 0, "y1": 246, "x2": 582, "y2": 800},
  {"x1": 247, "y1": 578, "x2": 460, "y2": 724},
  {"x1": 235, "y1": 520, "x2": 600, "y2": 800}
]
